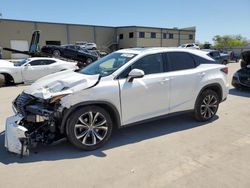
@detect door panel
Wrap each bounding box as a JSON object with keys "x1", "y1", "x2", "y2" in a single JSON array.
[
  {"x1": 22, "y1": 60, "x2": 49, "y2": 83},
  {"x1": 165, "y1": 52, "x2": 201, "y2": 112},
  {"x1": 168, "y1": 69, "x2": 201, "y2": 113},
  {"x1": 119, "y1": 73, "x2": 170, "y2": 125}
]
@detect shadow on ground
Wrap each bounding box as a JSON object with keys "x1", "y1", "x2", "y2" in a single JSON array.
[
  {"x1": 229, "y1": 88, "x2": 250, "y2": 98},
  {"x1": 0, "y1": 113, "x2": 218, "y2": 165}
]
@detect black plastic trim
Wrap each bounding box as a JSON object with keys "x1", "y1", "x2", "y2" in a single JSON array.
[{"x1": 59, "y1": 101, "x2": 121, "y2": 134}]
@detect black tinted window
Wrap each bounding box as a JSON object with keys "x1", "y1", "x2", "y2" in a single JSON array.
[
  {"x1": 131, "y1": 53, "x2": 164, "y2": 75},
  {"x1": 29, "y1": 60, "x2": 43, "y2": 66},
  {"x1": 30, "y1": 60, "x2": 55, "y2": 66},
  {"x1": 167, "y1": 52, "x2": 195, "y2": 71},
  {"x1": 139, "y1": 32, "x2": 145, "y2": 38},
  {"x1": 43, "y1": 60, "x2": 56, "y2": 65}
]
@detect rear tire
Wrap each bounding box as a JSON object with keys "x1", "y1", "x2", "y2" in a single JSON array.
[
  {"x1": 3, "y1": 73, "x2": 15, "y2": 86},
  {"x1": 86, "y1": 58, "x2": 93, "y2": 65},
  {"x1": 66, "y1": 106, "x2": 113, "y2": 151},
  {"x1": 194, "y1": 90, "x2": 219, "y2": 122},
  {"x1": 52, "y1": 50, "x2": 61, "y2": 57}
]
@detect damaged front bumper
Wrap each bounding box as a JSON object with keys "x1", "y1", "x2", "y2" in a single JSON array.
[{"x1": 5, "y1": 114, "x2": 29, "y2": 156}]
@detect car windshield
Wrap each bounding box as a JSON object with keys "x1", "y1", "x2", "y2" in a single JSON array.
[
  {"x1": 14, "y1": 59, "x2": 29, "y2": 66},
  {"x1": 78, "y1": 52, "x2": 136, "y2": 77}
]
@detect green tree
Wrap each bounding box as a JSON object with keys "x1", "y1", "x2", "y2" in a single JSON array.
[{"x1": 213, "y1": 35, "x2": 249, "y2": 49}]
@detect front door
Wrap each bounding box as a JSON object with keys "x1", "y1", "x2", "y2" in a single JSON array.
[
  {"x1": 118, "y1": 53, "x2": 170, "y2": 125},
  {"x1": 22, "y1": 60, "x2": 48, "y2": 83}
]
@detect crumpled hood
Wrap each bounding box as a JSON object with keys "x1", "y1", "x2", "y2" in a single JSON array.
[
  {"x1": 0, "y1": 60, "x2": 14, "y2": 67},
  {"x1": 24, "y1": 70, "x2": 100, "y2": 99}
]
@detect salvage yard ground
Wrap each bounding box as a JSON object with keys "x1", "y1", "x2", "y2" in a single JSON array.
[{"x1": 0, "y1": 62, "x2": 250, "y2": 188}]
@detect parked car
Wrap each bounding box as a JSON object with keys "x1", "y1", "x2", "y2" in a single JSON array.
[
  {"x1": 0, "y1": 57, "x2": 78, "y2": 85},
  {"x1": 5, "y1": 48, "x2": 229, "y2": 155},
  {"x1": 232, "y1": 50, "x2": 250, "y2": 89},
  {"x1": 76, "y1": 41, "x2": 97, "y2": 50},
  {"x1": 41, "y1": 44, "x2": 98, "y2": 64},
  {"x1": 179, "y1": 43, "x2": 200, "y2": 49},
  {"x1": 202, "y1": 49, "x2": 229, "y2": 64}
]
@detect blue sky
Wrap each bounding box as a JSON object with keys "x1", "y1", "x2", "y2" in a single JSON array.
[{"x1": 1, "y1": 0, "x2": 250, "y2": 43}]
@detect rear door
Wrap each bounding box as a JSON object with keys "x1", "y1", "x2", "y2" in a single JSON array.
[
  {"x1": 118, "y1": 53, "x2": 171, "y2": 125},
  {"x1": 165, "y1": 52, "x2": 202, "y2": 113}
]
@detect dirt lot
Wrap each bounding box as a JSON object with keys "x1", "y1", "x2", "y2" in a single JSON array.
[{"x1": 0, "y1": 63, "x2": 250, "y2": 188}]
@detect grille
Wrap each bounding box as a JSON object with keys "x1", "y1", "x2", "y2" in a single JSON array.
[{"x1": 14, "y1": 92, "x2": 34, "y2": 116}]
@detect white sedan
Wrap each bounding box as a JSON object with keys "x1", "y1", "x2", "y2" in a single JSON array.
[{"x1": 0, "y1": 57, "x2": 78, "y2": 84}]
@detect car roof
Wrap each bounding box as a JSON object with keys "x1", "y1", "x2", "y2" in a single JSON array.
[
  {"x1": 117, "y1": 47, "x2": 214, "y2": 61},
  {"x1": 202, "y1": 49, "x2": 219, "y2": 52},
  {"x1": 26, "y1": 57, "x2": 60, "y2": 61}
]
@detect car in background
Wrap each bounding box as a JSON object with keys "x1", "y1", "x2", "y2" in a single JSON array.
[
  {"x1": 5, "y1": 48, "x2": 229, "y2": 155},
  {"x1": 41, "y1": 44, "x2": 98, "y2": 64},
  {"x1": 202, "y1": 49, "x2": 229, "y2": 65},
  {"x1": 232, "y1": 50, "x2": 250, "y2": 89},
  {"x1": 75, "y1": 41, "x2": 97, "y2": 50},
  {"x1": 179, "y1": 43, "x2": 200, "y2": 49},
  {"x1": 0, "y1": 57, "x2": 78, "y2": 85}
]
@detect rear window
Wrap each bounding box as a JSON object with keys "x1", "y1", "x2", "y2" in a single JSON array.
[
  {"x1": 192, "y1": 54, "x2": 217, "y2": 65},
  {"x1": 167, "y1": 52, "x2": 196, "y2": 71}
]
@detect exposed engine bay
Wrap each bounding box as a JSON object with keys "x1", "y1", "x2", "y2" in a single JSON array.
[{"x1": 5, "y1": 92, "x2": 64, "y2": 156}]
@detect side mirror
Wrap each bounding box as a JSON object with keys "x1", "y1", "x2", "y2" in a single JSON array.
[{"x1": 127, "y1": 69, "x2": 145, "y2": 82}]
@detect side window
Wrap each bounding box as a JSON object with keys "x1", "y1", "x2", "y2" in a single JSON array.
[
  {"x1": 29, "y1": 60, "x2": 44, "y2": 66},
  {"x1": 131, "y1": 53, "x2": 164, "y2": 75},
  {"x1": 167, "y1": 52, "x2": 195, "y2": 71},
  {"x1": 43, "y1": 60, "x2": 56, "y2": 65}
]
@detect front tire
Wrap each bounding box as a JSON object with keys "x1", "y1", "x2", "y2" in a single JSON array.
[
  {"x1": 194, "y1": 90, "x2": 219, "y2": 121},
  {"x1": 66, "y1": 106, "x2": 113, "y2": 151}
]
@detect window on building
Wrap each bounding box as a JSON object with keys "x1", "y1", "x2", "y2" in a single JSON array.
[
  {"x1": 163, "y1": 33, "x2": 167, "y2": 39},
  {"x1": 139, "y1": 32, "x2": 145, "y2": 38},
  {"x1": 167, "y1": 52, "x2": 196, "y2": 71},
  {"x1": 129, "y1": 32, "x2": 134, "y2": 38},
  {"x1": 151, "y1": 32, "x2": 156, "y2": 38},
  {"x1": 119, "y1": 34, "x2": 124, "y2": 40},
  {"x1": 169, "y1": 33, "x2": 174, "y2": 39},
  {"x1": 189, "y1": 34, "x2": 193, "y2": 40},
  {"x1": 46, "y1": 41, "x2": 61, "y2": 45}
]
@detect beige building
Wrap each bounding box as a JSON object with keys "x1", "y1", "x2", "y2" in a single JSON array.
[{"x1": 0, "y1": 19, "x2": 196, "y2": 59}]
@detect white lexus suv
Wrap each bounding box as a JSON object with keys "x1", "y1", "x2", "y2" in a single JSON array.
[{"x1": 5, "y1": 48, "x2": 229, "y2": 155}]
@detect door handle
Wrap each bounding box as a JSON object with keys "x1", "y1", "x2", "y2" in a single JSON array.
[
  {"x1": 200, "y1": 72, "x2": 206, "y2": 77},
  {"x1": 160, "y1": 77, "x2": 170, "y2": 84}
]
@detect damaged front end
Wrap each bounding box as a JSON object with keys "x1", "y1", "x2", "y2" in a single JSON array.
[{"x1": 5, "y1": 92, "x2": 64, "y2": 156}]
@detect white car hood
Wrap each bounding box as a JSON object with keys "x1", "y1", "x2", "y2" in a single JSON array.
[
  {"x1": 0, "y1": 60, "x2": 14, "y2": 67},
  {"x1": 24, "y1": 70, "x2": 100, "y2": 99}
]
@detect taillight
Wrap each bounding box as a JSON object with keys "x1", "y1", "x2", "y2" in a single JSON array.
[{"x1": 220, "y1": 67, "x2": 228, "y2": 74}]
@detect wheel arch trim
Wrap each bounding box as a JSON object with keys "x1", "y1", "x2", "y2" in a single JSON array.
[
  {"x1": 195, "y1": 83, "x2": 223, "y2": 106},
  {"x1": 59, "y1": 101, "x2": 121, "y2": 134}
]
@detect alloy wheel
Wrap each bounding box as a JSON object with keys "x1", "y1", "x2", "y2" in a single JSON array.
[
  {"x1": 74, "y1": 111, "x2": 108, "y2": 146},
  {"x1": 200, "y1": 94, "x2": 218, "y2": 119}
]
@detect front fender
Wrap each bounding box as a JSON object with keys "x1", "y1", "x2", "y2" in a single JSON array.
[{"x1": 59, "y1": 101, "x2": 121, "y2": 134}]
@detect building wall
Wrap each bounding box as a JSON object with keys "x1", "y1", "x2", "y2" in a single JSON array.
[
  {"x1": 68, "y1": 25, "x2": 94, "y2": 44},
  {"x1": 0, "y1": 19, "x2": 196, "y2": 59},
  {"x1": 0, "y1": 20, "x2": 35, "y2": 58},
  {"x1": 95, "y1": 27, "x2": 116, "y2": 50},
  {"x1": 36, "y1": 23, "x2": 68, "y2": 47},
  {"x1": 117, "y1": 27, "x2": 137, "y2": 49},
  {"x1": 136, "y1": 27, "x2": 162, "y2": 47}
]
